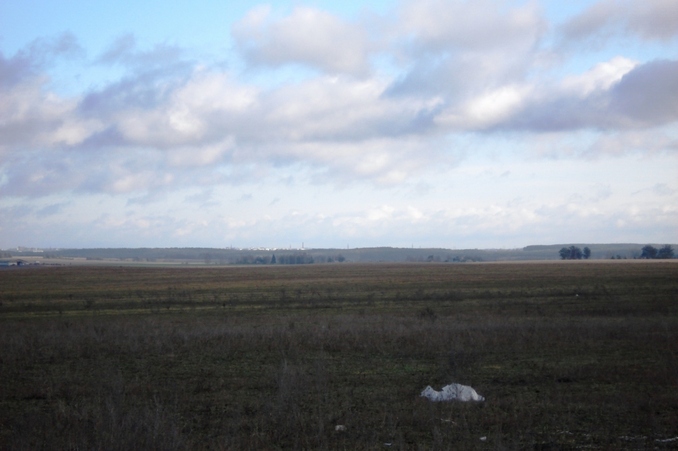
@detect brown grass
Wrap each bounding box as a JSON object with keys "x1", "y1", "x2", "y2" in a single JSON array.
[{"x1": 1, "y1": 262, "x2": 677, "y2": 449}]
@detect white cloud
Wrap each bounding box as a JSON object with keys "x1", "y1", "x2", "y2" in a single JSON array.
[
  {"x1": 485, "y1": 57, "x2": 678, "y2": 132},
  {"x1": 110, "y1": 70, "x2": 258, "y2": 148},
  {"x1": 0, "y1": 77, "x2": 103, "y2": 150},
  {"x1": 585, "y1": 127, "x2": 678, "y2": 157},
  {"x1": 561, "y1": 0, "x2": 678, "y2": 43},
  {"x1": 232, "y1": 6, "x2": 372, "y2": 76},
  {"x1": 560, "y1": 56, "x2": 637, "y2": 96},
  {"x1": 388, "y1": 0, "x2": 546, "y2": 100},
  {"x1": 436, "y1": 84, "x2": 532, "y2": 129},
  {"x1": 167, "y1": 139, "x2": 235, "y2": 167},
  {"x1": 400, "y1": 0, "x2": 546, "y2": 52}
]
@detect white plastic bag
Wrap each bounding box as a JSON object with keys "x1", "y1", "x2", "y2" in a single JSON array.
[{"x1": 421, "y1": 383, "x2": 485, "y2": 402}]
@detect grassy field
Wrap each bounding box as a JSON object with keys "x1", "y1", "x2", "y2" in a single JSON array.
[{"x1": 1, "y1": 261, "x2": 677, "y2": 449}]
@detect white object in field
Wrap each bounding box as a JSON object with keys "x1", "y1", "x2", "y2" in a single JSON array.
[{"x1": 420, "y1": 383, "x2": 485, "y2": 402}]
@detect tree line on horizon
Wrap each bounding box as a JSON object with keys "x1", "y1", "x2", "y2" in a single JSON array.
[
  {"x1": 4, "y1": 244, "x2": 675, "y2": 264},
  {"x1": 558, "y1": 244, "x2": 674, "y2": 260},
  {"x1": 233, "y1": 253, "x2": 346, "y2": 265},
  {"x1": 558, "y1": 246, "x2": 591, "y2": 260},
  {"x1": 639, "y1": 244, "x2": 674, "y2": 259}
]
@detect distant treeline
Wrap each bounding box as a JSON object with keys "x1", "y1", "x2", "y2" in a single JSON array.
[
  {"x1": 6, "y1": 243, "x2": 676, "y2": 263},
  {"x1": 639, "y1": 244, "x2": 674, "y2": 259},
  {"x1": 234, "y1": 253, "x2": 346, "y2": 265},
  {"x1": 558, "y1": 244, "x2": 674, "y2": 260}
]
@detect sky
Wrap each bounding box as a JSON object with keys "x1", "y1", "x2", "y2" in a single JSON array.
[{"x1": 1, "y1": 0, "x2": 677, "y2": 250}]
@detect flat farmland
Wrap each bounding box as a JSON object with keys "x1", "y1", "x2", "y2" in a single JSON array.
[{"x1": 1, "y1": 262, "x2": 677, "y2": 449}]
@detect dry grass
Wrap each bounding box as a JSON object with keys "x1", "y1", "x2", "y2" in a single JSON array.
[{"x1": 1, "y1": 262, "x2": 677, "y2": 449}]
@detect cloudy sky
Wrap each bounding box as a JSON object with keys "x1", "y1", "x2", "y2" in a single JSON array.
[{"x1": 1, "y1": 0, "x2": 677, "y2": 250}]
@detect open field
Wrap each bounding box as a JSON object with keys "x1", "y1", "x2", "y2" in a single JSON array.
[{"x1": 1, "y1": 262, "x2": 677, "y2": 449}]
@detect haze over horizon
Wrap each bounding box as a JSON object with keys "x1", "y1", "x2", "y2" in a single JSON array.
[{"x1": 1, "y1": 0, "x2": 677, "y2": 250}]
